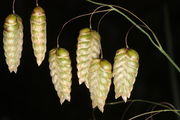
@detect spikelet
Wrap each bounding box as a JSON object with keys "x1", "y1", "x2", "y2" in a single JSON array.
[
  {"x1": 3, "y1": 14, "x2": 23, "y2": 73},
  {"x1": 49, "y1": 48, "x2": 72, "y2": 104},
  {"x1": 113, "y1": 48, "x2": 139, "y2": 102},
  {"x1": 31, "y1": 6, "x2": 46, "y2": 66},
  {"x1": 76, "y1": 28, "x2": 101, "y2": 88},
  {"x1": 89, "y1": 59, "x2": 112, "y2": 112}
]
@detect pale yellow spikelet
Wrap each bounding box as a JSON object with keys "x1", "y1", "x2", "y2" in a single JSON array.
[
  {"x1": 89, "y1": 59, "x2": 112, "y2": 112},
  {"x1": 49, "y1": 48, "x2": 72, "y2": 104},
  {"x1": 113, "y1": 48, "x2": 139, "y2": 102},
  {"x1": 31, "y1": 6, "x2": 46, "y2": 66},
  {"x1": 88, "y1": 59, "x2": 100, "y2": 109},
  {"x1": 3, "y1": 14, "x2": 23, "y2": 73},
  {"x1": 76, "y1": 28, "x2": 101, "y2": 88}
]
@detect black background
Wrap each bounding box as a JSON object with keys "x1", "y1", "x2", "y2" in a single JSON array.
[{"x1": 0, "y1": 0, "x2": 180, "y2": 120}]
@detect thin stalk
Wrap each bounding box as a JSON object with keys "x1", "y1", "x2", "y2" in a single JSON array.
[
  {"x1": 110, "y1": 7, "x2": 159, "y2": 49},
  {"x1": 145, "y1": 102, "x2": 177, "y2": 120},
  {"x1": 128, "y1": 109, "x2": 180, "y2": 120},
  {"x1": 56, "y1": 9, "x2": 112, "y2": 48},
  {"x1": 125, "y1": 25, "x2": 135, "y2": 48},
  {"x1": 112, "y1": 5, "x2": 162, "y2": 48},
  {"x1": 92, "y1": 9, "x2": 113, "y2": 59},
  {"x1": 106, "y1": 99, "x2": 180, "y2": 116},
  {"x1": 87, "y1": 0, "x2": 159, "y2": 48},
  {"x1": 107, "y1": 99, "x2": 170, "y2": 109},
  {"x1": 12, "y1": 0, "x2": 15, "y2": 13},
  {"x1": 87, "y1": 0, "x2": 162, "y2": 48},
  {"x1": 121, "y1": 102, "x2": 134, "y2": 120},
  {"x1": 87, "y1": 0, "x2": 180, "y2": 72},
  {"x1": 89, "y1": 6, "x2": 105, "y2": 29},
  {"x1": 159, "y1": 48, "x2": 180, "y2": 72},
  {"x1": 97, "y1": 10, "x2": 112, "y2": 32},
  {"x1": 145, "y1": 112, "x2": 159, "y2": 120},
  {"x1": 125, "y1": 24, "x2": 158, "y2": 49},
  {"x1": 36, "y1": 0, "x2": 39, "y2": 6},
  {"x1": 90, "y1": 7, "x2": 113, "y2": 59},
  {"x1": 100, "y1": 41, "x2": 103, "y2": 59}
]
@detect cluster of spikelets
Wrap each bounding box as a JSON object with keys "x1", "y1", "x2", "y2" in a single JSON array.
[
  {"x1": 3, "y1": 11, "x2": 139, "y2": 112},
  {"x1": 2, "y1": 0, "x2": 139, "y2": 112},
  {"x1": 75, "y1": 28, "x2": 139, "y2": 112},
  {"x1": 3, "y1": 5, "x2": 46, "y2": 73},
  {"x1": 48, "y1": 28, "x2": 139, "y2": 112}
]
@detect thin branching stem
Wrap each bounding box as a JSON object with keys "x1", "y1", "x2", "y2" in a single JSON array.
[
  {"x1": 121, "y1": 102, "x2": 134, "y2": 120},
  {"x1": 56, "y1": 9, "x2": 112, "y2": 48},
  {"x1": 89, "y1": 6, "x2": 109, "y2": 59},
  {"x1": 87, "y1": 0, "x2": 162, "y2": 48},
  {"x1": 106, "y1": 99, "x2": 180, "y2": 116},
  {"x1": 145, "y1": 112, "x2": 159, "y2": 120},
  {"x1": 159, "y1": 48, "x2": 180, "y2": 72},
  {"x1": 110, "y1": 7, "x2": 159, "y2": 49},
  {"x1": 89, "y1": 6, "x2": 105, "y2": 29},
  {"x1": 109, "y1": 7, "x2": 180, "y2": 72},
  {"x1": 112, "y1": 5, "x2": 162, "y2": 48},
  {"x1": 125, "y1": 24, "x2": 153, "y2": 49},
  {"x1": 97, "y1": 10, "x2": 112, "y2": 32},
  {"x1": 87, "y1": 0, "x2": 180, "y2": 72},
  {"x1": 128, "y1": 109, "x2": 180, "y2": 120},
  {"x1": 145, "y1": 102, "x2": 177, "y2": 120}
]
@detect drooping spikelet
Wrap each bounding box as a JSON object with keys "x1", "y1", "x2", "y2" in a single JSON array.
[
  {"x1": 113, "y1": 48, "x2": 139, "y2": 102},
  {"x1": 31, "y1": 6, "x2": 46, "y2": 66},
  {"x1": 49, "y1": 48, "x2": 72, "y2": 104},
  {"x1": 3, "y1": 14, "x2": 23, "y2": 73},
  {"x1": 76, "y1": 28, "x2": 101, "y2": 88},
  {"x1": 89, "y1": 59, "x2": 112, "y2": 112}
]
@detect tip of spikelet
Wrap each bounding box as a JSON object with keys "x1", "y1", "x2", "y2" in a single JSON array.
[
  {"x1": 60, "y1": 97, "x2": 71, "y2": 105},
  {"x1": 98, "y1": 105, "x2": 104, "y2": 113},
  {"x1": 122, "y1": 96, "x2": 127, "y2": 102},
  {"x1": 60, "y1": 98, "x2": 65, "y2": 105},
  {"x1": 37, "y1": 60, "x2": 43, "y2": 66},
  {"x1": 9, "y1": 68, "x2": 17, "y2": 73}
]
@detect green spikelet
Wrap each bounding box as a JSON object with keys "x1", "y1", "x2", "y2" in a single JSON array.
[
  {"x1": 76, "y1": 28, "x2": 101, "y2": 88},
  {"x1": 3, "y1": 14, "x2": 23, "y2": 73},
  {"x1": 31, "y1": 6, "x2": 46, "y2": 66},
  {"x1": 113, "y1": 48, "x2": 139, "y2": 102},
  {"x1": 89, "y1": 59, "x2": 112, "y2": 112},
  {"x1": 49, "y1": 48, "x2": 72, "y2": 104}
]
